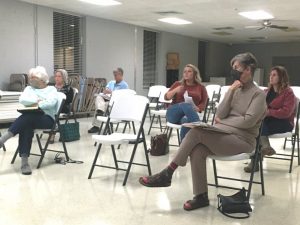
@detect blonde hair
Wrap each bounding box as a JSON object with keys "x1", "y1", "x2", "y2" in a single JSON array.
[
  {"x1": 28, "y1": 66, "x2": 49, "y2": 84},
  {"x1": 179, "y1": 64, "x2": 202, "y2": 85},
  {"x1": 55, "y1": 69, "x2": 69, "y2": 85}
]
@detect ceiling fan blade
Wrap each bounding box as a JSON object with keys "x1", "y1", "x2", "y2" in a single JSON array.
[
  {"x1": 257, "y1": 26, "x2": 266, "y2": 31},
  {"x1": 269, "y1": 25, "x2": 289, "y2": 30},
  {"x1": 245, "y1": 25, "x2": 261, "y2": 29}
]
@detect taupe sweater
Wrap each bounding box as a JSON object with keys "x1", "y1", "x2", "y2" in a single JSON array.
[{"x1": 215, "y1": 82, "x2": 267, "y2": 147}]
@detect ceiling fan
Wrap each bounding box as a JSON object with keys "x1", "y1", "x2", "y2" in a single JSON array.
[{"x1": 246, "y1": 20, "x2": 289, "y2": 31}]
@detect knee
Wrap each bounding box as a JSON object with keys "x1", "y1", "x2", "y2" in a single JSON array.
[{"x1": 190, "y1": 147, "x2": 209, "y2": 161}]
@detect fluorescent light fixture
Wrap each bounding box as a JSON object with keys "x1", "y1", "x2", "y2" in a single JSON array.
[
  {"x1": 79, "y1": 0, "x2": 122, "y2": 6},
  {"x1": 238, "y1": 10, "x2": 274, "y2": 20},
  {"x1": 158, "y1": 17, "x2": 192, "y2": 25}
]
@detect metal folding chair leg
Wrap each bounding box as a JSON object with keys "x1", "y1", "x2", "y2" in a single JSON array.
[{"x1": 88, "y1": 143, "x2": 103, "y2": 179}]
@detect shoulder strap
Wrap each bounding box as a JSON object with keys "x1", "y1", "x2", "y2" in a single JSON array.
[{"x1": 217, "y1": 206, "x2": 250, "y2": 219}]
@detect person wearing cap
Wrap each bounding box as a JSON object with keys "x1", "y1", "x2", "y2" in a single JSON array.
[
  {"x1": 88, "y1": 67, "x2": 129, "y2": 133},
  {"x1": 139, "y1": 52, "x2": 266, "y2": 211},
  {"x1": 0, "y1": 66, "x2": 59, "y2": 175}
]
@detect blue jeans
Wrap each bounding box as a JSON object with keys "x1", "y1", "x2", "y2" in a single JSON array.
[
  {"x1": 9, "y1": 114, "x2": 54, "y2": 157},
  {"x1": 166, "y1": 103, "x2": 200, "y2": 141}
]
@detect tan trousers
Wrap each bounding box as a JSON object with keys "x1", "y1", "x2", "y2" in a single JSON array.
[
  {"x1": 172, "y1": 127, "x2": 253, "y2": 195},
  {"x1": 92, "y1": 95, "x2": 109, "y2": 127}
]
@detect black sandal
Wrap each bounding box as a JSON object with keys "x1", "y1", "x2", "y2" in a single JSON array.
[
  {"x1": 183, "y1": 194, "x2": 209, "y2": 211},
  {"x1": 139, "y1": 169, "x2": 171, "y2": 187}
]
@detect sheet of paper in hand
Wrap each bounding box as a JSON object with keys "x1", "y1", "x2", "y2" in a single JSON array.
[
  {"x1": 183, "y1": 91, "x2": 196, "y2": 107},
  {"x1": 182, "y1": 122, "x2": 232, "y2": 134},
  {"x1": 99, "y1": 93, "x2": 111, "y2": 100}
]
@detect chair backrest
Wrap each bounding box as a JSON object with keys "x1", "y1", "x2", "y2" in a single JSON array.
[
  {"x1": 291, "y1": 86, "x2": 300, "y2": 99},
  {"x1": 70, "y1": 87, "x2": 79, "y2": 113},
  {"x1": 158, "y1": 88, "x2": 172, "y2": 104},
  {"x1": 259, "y1": 86, "x2": 267, "y2": 91},
  {"x1": 56, "y1": 92, "x2": 67, "y2": 116},
  {"x1": 205, "y1": 84, "x2": 221, "y2": 100},
  {"x1": 109, "y1": 89, "x2": 136, "y2": 107},
  {"x1": 219, "y1": 85, "x2": 230, "y2": 103},
  {"x1": 8, "y1": 74, "x2": 28, "y2": 91},
  {"x1": 109, "y1": 95, "x2": 149, "y2": 123},
  {"x1": 147, "y1": 85, "x2": 167, "y2": 98}
]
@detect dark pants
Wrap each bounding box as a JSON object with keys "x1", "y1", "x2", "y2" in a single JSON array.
[
  {"x1": 262, "y1": 117, "x2": 293, "y2": 136},
  {"x1": 9, "y1": 114, "x2": 54, "y2": 157}
]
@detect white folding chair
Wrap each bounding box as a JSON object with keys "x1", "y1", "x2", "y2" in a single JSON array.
[
  {"x1": 11, "y1": 92, "x2": 70, "y2": 168},
  {"x1": 265, "y1": 100, "x2": 300, "y2": 173},
  {"x1": 147, "y1": 85, "x2": 167, "y2": 120},
  {"x1": 147, "y1": 88, "x2": 171, "y2": 134},
  {"x1": 218, "y1": 85, "x2": 230, "y2": 106},
  {"x1": 96, "y1": 89, "x2": 136, "y2": 134},
  {"x1": 205, "y1": 84, "x2": 221, "y2": 122},
  {"x1": 88, "y1": 94, "x2": 151, "y2": 185},
  {"x1": 208, "y1": 125, "x2": 265, "y2": 200}
]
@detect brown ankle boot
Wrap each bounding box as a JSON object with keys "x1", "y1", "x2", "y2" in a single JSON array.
[{"x1": 244, "y1": 160, "x2": 259, "y2": 173}]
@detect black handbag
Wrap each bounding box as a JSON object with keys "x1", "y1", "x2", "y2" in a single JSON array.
[
  {"x1": 59, "y1": 121, "x2": 80, "y2": 142},
  {"x1": 150, "y1": 133, "x2": 169, "y2": 156},
  {"x1": 217, "y1": 188, "x2": 252, "y2": 219}
]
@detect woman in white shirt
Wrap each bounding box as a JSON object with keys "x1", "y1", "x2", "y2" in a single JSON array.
[{"x1": 0, "y1": 66, "x2": 58, "y2": 175}]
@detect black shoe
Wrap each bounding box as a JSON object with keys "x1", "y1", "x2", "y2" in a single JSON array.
[
  {"x1": 139, "y1": 169, "x2": 172, "y2": 187},
  {"x1": 88, "y1": 126, "x2": 100, "y2": 134},
  {"x1": 96, "y1": 110, "x2": 104, "y2": 116},
  {"x1": 183, "y1": 193, "x2": 209, "y2": 211}
]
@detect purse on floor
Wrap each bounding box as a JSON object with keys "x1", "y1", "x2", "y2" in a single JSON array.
[
  {"x1": 217, "y1": 187, "x2": 252, "y2": 219},
  {"x1": 59, "y1": 121, "x2": 80, "y2": 142},
  {"x1": 150, "y1": 133, "x2": 169, "y2": 156}
]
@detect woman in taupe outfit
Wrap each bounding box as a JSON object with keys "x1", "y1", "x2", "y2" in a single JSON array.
[{"x1": 139, "y1": 52, "x2": 267, "y2": 211}]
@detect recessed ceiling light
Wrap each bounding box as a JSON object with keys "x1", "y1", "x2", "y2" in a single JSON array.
[
  {"x1": 238, "y1": 10, "x2": 274, "y2": 20},
  {"x1": 79, "y1": 0, "x2": 122, "y2": 6},
  {"x1": 158, "y1": 17, "x2": 192, "y2": 25}
]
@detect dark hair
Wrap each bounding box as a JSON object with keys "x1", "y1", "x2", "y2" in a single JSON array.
[
  {"x1": 268, "y1": 66, "x2": 289, "y2": 93},
  {"x1": 230, "y1": 52, "x2": 258, "y2": 75}
]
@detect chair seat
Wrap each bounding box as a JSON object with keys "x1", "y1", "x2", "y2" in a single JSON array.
[
  {"x1": 269, "y1": 132, "x2": 293, "y2": 138},
  {"x1": 149, "y1": 102, "x2": 158, "y2": 108},
  {"x1": 92, "y1": 133, "x2": 137, "y2": 144},
  {"x1": 208, "y1": 152, "x2": 253, "y2": 161},
  {"x1": 167, "y1": 122, "x2": 182, "y2": 129},
  {"x1": 150, "y1": 109, "x2": 167, "y2": 116},
  {"x1": 96, "y1": 116, "x2": 119, "y2": 123}
]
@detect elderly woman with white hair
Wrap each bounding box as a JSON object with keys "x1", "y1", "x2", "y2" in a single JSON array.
[{"x1": 0, "y1": 66, "x2": 58, "y2": 175}]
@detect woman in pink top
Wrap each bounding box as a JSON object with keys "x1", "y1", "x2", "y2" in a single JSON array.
[{"x1": 164, "y1": 64, "x2": 208, "y2": 141}]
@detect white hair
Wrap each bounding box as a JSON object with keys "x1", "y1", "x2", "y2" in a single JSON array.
[{"x1": 28, "y1": 66, "x2": 49, "y2": 84}]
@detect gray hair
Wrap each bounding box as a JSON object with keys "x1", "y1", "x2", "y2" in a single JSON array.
[
  {"x1": 179, "y1": 64, "x2": 202, "y2": 85},
  {"x1": 55, "y1": 69, "x2": 69, "y2": 85},
  {"x1": 230, "y1": 52, "x2": 258, "y2": 75},
  {"x1": 28, "y1": 66, "x2": 49, "y2": 84},
  {"x1": 113, "y1": 67, "x2": 124, "y2": 75}
]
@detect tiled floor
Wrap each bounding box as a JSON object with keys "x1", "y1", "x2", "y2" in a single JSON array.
[{"x1": 0, "y1": 117, "x2": 300, "y2": 225}]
